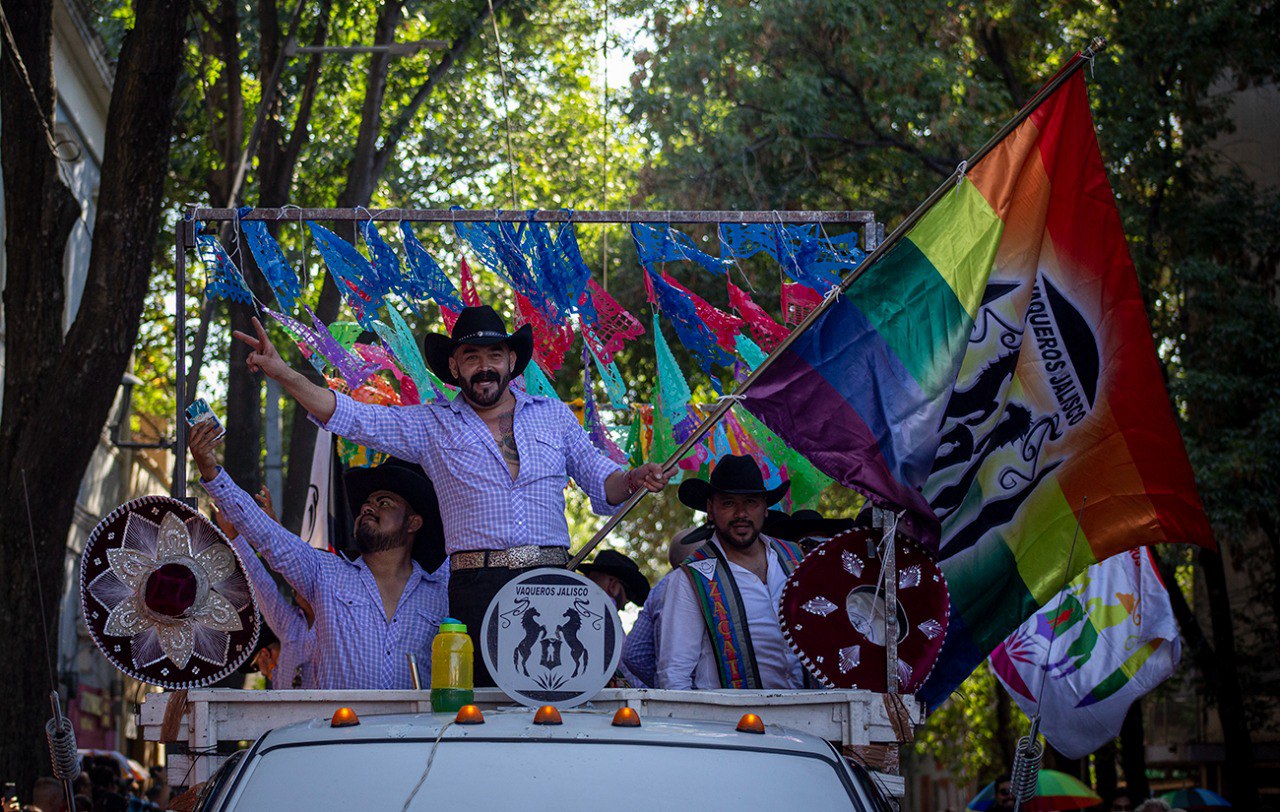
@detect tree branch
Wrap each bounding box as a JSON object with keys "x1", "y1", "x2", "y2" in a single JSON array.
[{"x1": 370, "y1": 0, "x2": 514, "y2": 181}]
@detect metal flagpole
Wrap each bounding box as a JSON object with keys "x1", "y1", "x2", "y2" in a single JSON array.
[{"x1": 567, "y1": 36, "x2": 1107, "y2": 569}]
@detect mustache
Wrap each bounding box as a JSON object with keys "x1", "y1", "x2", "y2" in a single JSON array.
[{"x1": 469, "y1": 370, "x2": 501, "y2": 385}]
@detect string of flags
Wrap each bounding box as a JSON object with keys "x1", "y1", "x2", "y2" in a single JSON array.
[{"x1": 194, "y1": 211, "x2": 867, "y2": 508}]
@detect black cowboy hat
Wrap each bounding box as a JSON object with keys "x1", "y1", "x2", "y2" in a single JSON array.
[
  {"x1": 578, "y1": 549, "x2": 651, "y2": 607},
  {"x1": 344, "y1": 457, "x2": 447, "y2": 573},
  {"x1": 677, "y1": 454, "x2": 790, "y2": 512},
  {"x1": 762, "y1": 509, "x2": 855, "y2": 542},
  {"x1": 421, "y1": 305, "x2": 534, "y2": 387}
]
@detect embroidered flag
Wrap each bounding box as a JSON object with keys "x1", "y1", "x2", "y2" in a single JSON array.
[
  {"x1": 730, "y1": 63, "x2": 1212, "y2": 703},
  {"x1": 989, "y1": 549, "x2": 1180, "y2": 758}
]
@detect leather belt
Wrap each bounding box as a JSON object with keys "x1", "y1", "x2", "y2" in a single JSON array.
[{"x1": 449, "y1": 545, "x2": 568, "y2": 571}]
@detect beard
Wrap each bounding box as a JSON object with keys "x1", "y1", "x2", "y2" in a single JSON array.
[
  {"x1": 460, "y1": 368, "x2": 511, "y2": 407},
  {"x1": 354, "y1": 517, "x2": 411, "y2": 554},
  {"x1": 715, "y1": 520, "x2": 762, "y2": 551}
]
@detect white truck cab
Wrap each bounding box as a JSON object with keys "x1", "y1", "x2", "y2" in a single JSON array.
[{"x1": 192, "y1": 705, "x2": 893, "y2": 811}]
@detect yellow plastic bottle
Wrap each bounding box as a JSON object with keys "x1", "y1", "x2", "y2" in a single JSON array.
[{"x1": 431, "y1": 618, "x2": 474, "y2": 713}]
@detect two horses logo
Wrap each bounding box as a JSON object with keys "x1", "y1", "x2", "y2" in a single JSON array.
[
  {"x1": 501, "y1": 595, "x2": 600, "y2": 689},
  {"x1": 483, "y1": 569, "x2": 623, "y2": 708}
]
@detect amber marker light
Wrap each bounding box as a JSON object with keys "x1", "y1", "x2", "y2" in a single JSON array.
[
  {"x1": 736, "y1": 713, "x2": 765, "y2": 734},
  {"x1": 533, "y1": 705, "x2": 563, "y2": 725},
  {"x1": 455, "y1": 704, "x2": 485, "y2": 725},
  {"x1": 611, "y1": 707, "x2": 642, "y2": 728},
  {"x1": 330, "y1": 707, "x2": 360, "y2": 728}
]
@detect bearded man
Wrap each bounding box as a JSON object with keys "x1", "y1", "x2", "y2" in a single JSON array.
[
  {"x1": 191, "y1": 421, "x2": 448, "y2": 689},
  {"x1": 656, "y1": 455, "x2": 808, "y2": 690},
  {"x1": 235, "y1": 304, "x2": 669, "y2": 685}
]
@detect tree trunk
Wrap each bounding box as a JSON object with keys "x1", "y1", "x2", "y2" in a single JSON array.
[
  {"x1": 1120, "y1": 699, "x2": 1150, "y2": 801},
  {"x1": 1094, "y1": 741, "x2": 1118, "y2": 807},
  {"x1": 0, "y1": 0, "x2": 190, "y2": 794},
  {"x1": 1199, "y1": 546, "x2": 1258, "y2": 806},
  {"x1": 994, "y1": 684, "x2": 1016, "y2": 772}
]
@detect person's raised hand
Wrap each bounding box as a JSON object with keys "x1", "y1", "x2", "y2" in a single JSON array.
[
  {"x1": 212, "y1": 506, "x2": 237, "y2": 540},
  {"x1": 255, "y1": 487, "x2": 278, "y2": 522},
  {"x1": 232, "y1": 317, "x2": 290, "y2": 381},
  {"x1": 187, "y1": 421, "x2": 223, "y2": 482}
]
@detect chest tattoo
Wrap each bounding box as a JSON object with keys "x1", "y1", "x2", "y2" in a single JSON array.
[{"x1": 493, "y1": 411, "x2": 520, "y2": 476}]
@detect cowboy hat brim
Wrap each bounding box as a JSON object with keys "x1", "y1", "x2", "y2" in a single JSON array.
[
  {"x1": 422, "y1": 323, "x2": 534, "y2": 387},
  {"x1": 677, "y1": 478, "x2": 791, "y2": 512},
  {"x1": 578, "y1": 561, "x2": 651, "y2": 606},
  {"x1": 762, "y1": 509, "x2": 855, "y2": 542},
  {"x1": 344, "y1": 464, "x2": 447, "y2": 573}
]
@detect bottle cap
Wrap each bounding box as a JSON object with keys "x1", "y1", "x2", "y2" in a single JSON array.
[{"x1": 438, "y1": 618, "x2": 467, "y2": 634}]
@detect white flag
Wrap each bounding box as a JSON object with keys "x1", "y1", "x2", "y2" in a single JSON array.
[
  {"x1": 300, "y1": 429, "x2": 332, "y2": 550},
  {"x1": 989, "y1": 548, "x2": 1180, "y2": 758}
]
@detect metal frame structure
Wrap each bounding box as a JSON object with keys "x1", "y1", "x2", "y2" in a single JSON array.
[{"x1": 172, "y1": 206, "x2": 882, "y2": 500}]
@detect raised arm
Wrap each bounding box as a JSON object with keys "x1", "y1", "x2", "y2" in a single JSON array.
[
  {"x1": 214, "y1": 504, "x2": 309, "y2": 646},
  {"x1": 190, "y1": 422, "x2": 326, "y2": 601},
  {"x1": 234, "y1": 316, "x2": 336, "y2": 422}
]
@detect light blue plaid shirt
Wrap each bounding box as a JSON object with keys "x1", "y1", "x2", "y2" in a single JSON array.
[
  {"x1": 621, "y1": 571, "x2": 676, "y2": 688},
  {"x1": 226, "y1": 534, "x2": 317, "y2": 689},
  {"x1": 319, "y1": 386, "x2": 623, "y2": 553},
  {"x1": 205, "y1": 469, "x2": 449, "y2": 689}
]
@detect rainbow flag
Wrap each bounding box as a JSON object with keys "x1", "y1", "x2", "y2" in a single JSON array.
[{"x1": 741, "y1": 62, "x2": 1213, "y2": 703}]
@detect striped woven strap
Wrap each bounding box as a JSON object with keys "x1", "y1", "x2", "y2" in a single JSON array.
[{"x1": 683, "y1": 543, "x2": 760, "y2": 689}]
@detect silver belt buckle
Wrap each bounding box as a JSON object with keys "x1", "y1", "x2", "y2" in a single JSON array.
[{"x1": 505, "y1": 545, "x2": 540, "y2": 569}]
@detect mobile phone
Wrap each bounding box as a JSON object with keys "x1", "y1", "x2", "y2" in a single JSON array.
[
  {"x1": 2, "y1": 782, "x2": 15, "y2": 803},
  {"x1": 185, "y1": 398, "x2": 226, "y2": 441}
]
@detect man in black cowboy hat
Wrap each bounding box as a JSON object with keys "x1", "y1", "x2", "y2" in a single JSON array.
[
  {"x1": 234, "y1": 305, "x2": 669, "y2": 686},
  {"x1": 190, "y1": 421, "x2": 449, "y2": 689},
  {"x1": 579, "y1": 549, "x2": 650, "y2": 611},
  {"x1": 656, "y1": 454, "x2": 808, "y2": 690}
]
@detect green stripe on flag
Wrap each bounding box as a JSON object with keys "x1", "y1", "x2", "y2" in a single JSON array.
[
  {"x1": 944, "y1": 534, "x2": 1037, "y2": 654},
  {"x1": 848, "y1": 181, "x2": 1003, "y2": 398},
  {"x1": 909, "y1": 180, "x2": 1003, "y2": 321},
  {"x1": 1011, "y1": 481, "x2": 1098, "y2": 606}
]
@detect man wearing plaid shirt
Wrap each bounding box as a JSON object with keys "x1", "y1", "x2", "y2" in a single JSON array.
[
  {"x1": 190, "y1": 422, "x2": 449, "y2": 689},
  {"x1": 236, "y1": 305, "x2": 670, "y2": 686}
]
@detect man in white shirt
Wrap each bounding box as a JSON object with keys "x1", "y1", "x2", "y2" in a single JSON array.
[{"x1": 657, "y1": 455, "x2": 808, "y2": 690}]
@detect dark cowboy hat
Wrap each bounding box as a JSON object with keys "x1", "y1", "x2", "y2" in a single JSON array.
[
  {"x1": 762, "y1": 509, "x2": 855, "y2": 542},
  {"x1": 578, "y1": 549, "x2": 651, "y2": 607},
  {"x1": 344, "y1": 457, "x2": 447, "y2": 573},
  {"x1": 677, "y1": 454, "x2": 790, "y2": 512},
  {"x1": 421, "y1": 305, "x2": 534, "y2": 387}
]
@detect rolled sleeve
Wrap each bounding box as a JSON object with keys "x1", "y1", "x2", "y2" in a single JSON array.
[
  {"x1": 562, "y1": 405, "x2": 623, "y2": 515},
  {"x1": 203, "y1": 469, "x2": 324, "y2": 601}
]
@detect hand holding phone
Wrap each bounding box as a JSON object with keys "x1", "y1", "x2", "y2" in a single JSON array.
[{"x1": 185, "y1": 398, "x2": 226, "y2": 441}]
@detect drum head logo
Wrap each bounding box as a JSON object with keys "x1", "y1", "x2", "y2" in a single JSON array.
[{"x1": 481, "y1": 568, "x2": 622, "y2": 708}]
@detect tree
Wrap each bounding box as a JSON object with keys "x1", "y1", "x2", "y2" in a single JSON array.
[
  {"x1": 628, "y1": 0, "x2": 1280, "y2": 802},
  {"x1": 0, "y1": 0, "x2": 192, "y2": 792}
]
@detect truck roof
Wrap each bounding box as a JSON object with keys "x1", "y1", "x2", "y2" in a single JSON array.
[{"x1": 255, "y1": 706, "x2": 838, "y2": 759}]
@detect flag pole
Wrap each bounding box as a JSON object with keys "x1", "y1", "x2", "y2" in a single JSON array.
[{"x1": 569, "y1": 37, "x2": 1107, "y2": 569}]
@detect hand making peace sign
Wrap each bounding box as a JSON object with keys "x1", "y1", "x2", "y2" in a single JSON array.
[{"x1": 232, "y1": 316, "x2": 291, "y2": 381}]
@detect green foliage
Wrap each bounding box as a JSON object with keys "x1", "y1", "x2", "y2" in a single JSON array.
[{"x1": 913, "y1": 662, "x2": 1015, "y2": 785}]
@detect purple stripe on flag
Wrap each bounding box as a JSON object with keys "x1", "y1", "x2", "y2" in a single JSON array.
[{"x1": 743, "y1": 345, "x2": 934, "y2": 525}]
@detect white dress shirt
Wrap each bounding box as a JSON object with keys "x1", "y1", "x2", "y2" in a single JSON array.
[{"x1": 656, "y1": 536, "x2": 805, "y2": 690}]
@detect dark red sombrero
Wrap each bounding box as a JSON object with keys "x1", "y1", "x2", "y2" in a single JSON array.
[
  {"x1": 80, "y1": 496, "x2": 260, "y2": 689},
  {"x1": 780, "y1": 527, "x2": 949, "y2": 693}
]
